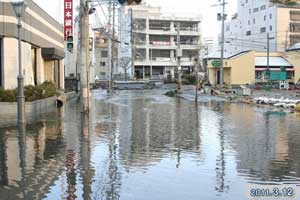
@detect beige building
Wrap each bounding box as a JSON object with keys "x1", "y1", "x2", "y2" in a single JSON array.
[
  {"x1": 208, "y1": 51, "x2": 300, "y2": 86},
  {"x1": 0, "y1": 0, "x2": 65, "y2": 90}
]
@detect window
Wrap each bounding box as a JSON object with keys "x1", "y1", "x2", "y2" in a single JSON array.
[
  {"x1": 100, "y1": 62, "x2": 106, "y2": 67},
  {"x1": 253, "y1": 18, "x2": 256, "y2": 24},
  {"x1": 248, "y1": 20, "x2": 250, "y2": 25},
  {"x1": 226, "y1": 25, "x2": 230, "y2": 31},
  {"x1": 246, "y1": 0, "x2": 248, "y2": 3},
  {"x1": 256, "y1": 71, "x2": 262, "y2": 79},
  {"x1": 290, "y1": 23, "x2": 300, "y2": 32},
  {"x1": 260, "y1": 27, "x2": 266, "y2": 33},
  {"x1": 286, "y1": 71, "x2": 294, "y2": 79},
  {"x1": 270, "y1": 13, "x2": 272, "y2": 19},
  {"x1": 264, "y1": 15, "x2": 266, "y2": 21},
  {"x1": 290, "y1": 11, "x2": 300, "y2": 21},
  {"x1": 290, "y1": 35, "x2": 300, "y2": 45},
  {"x1": 253, "y1": 8, "x2": 259, "y2": 13},
  {"x1": 249, "y1": 9, "x2": 251, "y2": 14},
  {"x1": 101, "y1": 51, "x2": 108, "y2": 58},
  {"x1": 270, "y1": 25, "x2": 273, "y2": 31},
  {"x1": 260, "y1": 5, "x2": 266, "y2": 10},
  {"x1": 246, "y1": 30, "x2": 251, "y2": 36}
]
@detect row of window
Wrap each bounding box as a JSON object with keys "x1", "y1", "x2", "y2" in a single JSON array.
[
  {"x1": 249, "y1": 5, "x2": 266, "y2": 14},
  {"x1": 226, "y1": 13, "x2": 273, "y2": 32},
  {"x1": 247, "y1": 13, "x2": 272, "y2": 26},
  {"x1": 255, "y1": 71, "x2": 294, "y2": 79},
  {"x1": 245, "y1": 25, "x2": 272, "y2": 35}
]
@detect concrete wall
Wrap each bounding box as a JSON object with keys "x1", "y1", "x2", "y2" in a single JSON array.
[
  {"x1": 0, "y1": 96, "x2": 57, "y2": 127},
  {"x1": 228, "y1": 51, "x2": 256, "y2": 85},
  {"x1": 284, "y1": 52, "x2": 300, "y2": 84},
  {"x1": 36, "y1": 48, "x2": 45, "y2": 85},
  {"x1": 44, "y1": 60, "x2": 54, "y2": 82},
  {"x1": 2, "y1": 37, "x2": 65, "y2": 90},
  {"x1": 0, "y1": 0, "x2": 64, "y2": 52},
  {"x1": 3, "y1": 37, "x2": 34, "y2": 89},
  {"x1": 59, "y1": 59, "x2": 65, "y2": 89}
]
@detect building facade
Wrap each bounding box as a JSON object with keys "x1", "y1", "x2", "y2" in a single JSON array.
[
  {"x1": 0, "y1": 0, "x2": 65, "y2": 90},
  {"x1": 93, "y1": 29, "x2": 118, "y2": 80},
  {"x1": 208, "y1": 50, "x2": 300, "y2": 86},
  {"x1": 120, "y1": 4, "x2": 202, "y2": 80},
  {"x1": 224, "y1": 0, "x2": 300, "y2": 56}
]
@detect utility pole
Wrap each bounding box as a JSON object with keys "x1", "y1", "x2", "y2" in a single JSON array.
[
  {"x1": 206, "y1": 45, "x2": 209, "y2": 83},
  {"x1": 11, "y1": 1, "x2": 27, "y2": 125},
  {"x1": 130, "y1": 8, "x2": 135, "y2": 79},
  {"x1": 79, "y1": 0, "x2": 90, "y2": 113},
  {"x1": 195, "y1": 48, "x2": 200, "y2": 102},
  {"x1": 220, "y1": 0, "x2": 226, "y2": 89},
  {"x1": 267, "y1": 32, "x2": 270, "y2": 73},
  {"x1": 107, "y1": 0, "x2": 112, "y2": 93},
  {"x1": 177, "y1": 21, "x2": 182, "y2": 93},
  {"x1": 110, "y1": 0, "x2": 116, "y2": 91},
  {"x1": 17, "y1": 12, "x2": 25, "y2": 124},
  {"x1": 266, "y1": 33, "x2": 275, "y2": 81}
]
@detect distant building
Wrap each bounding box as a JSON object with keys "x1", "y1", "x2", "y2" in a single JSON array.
[
  {"x1": 93, "y1": 29, "x2": 118, "y2": 80},
  {"x1": 224, "y1": 0, "x2": 300, "y2": 56},
  {"x1": 0, "y1": 0, "x2": 65, "y2": 90},
  {"x1": 119, "y1": 4, "x2": 202, "y2": 80}
]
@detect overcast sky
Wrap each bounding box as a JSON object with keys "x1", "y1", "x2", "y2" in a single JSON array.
[{"x1": 33, "y1": 0, "x2": 237, "y2": 40}]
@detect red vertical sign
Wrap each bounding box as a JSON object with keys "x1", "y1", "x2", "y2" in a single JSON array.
[{"x1": 64, "y1": 0, "x2": 73, "y2": 40}]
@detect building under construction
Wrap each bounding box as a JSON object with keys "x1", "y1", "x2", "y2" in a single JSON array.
[{"x1": 119, "y1": 4, "x2": 202, "y2": 80}]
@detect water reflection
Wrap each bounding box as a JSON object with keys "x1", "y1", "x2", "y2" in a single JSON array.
[
  {"x1": 0, "y1": 107, "x2": 66, "y2": 199},
  {"x1": 0, "y1": 91, "x2": 300, "y2": 200},
  {"x1": 18, "y1": 123, "x2": 27, "y2": 200}
]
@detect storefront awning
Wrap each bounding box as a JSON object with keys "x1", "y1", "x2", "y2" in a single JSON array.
[
  {"x1": 255, "y1": 68, "x2": 294, "y2": 71},
  {"x1": 42, "y1": 48, "x2": 65, "y2": 60},
  {"x1": 255, "y1": 57, "x2": 293, "y2": 67}
]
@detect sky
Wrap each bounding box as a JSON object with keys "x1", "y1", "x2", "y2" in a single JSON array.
[{"x1": 33, "y1": 0, "x2": 237, "y2": 40}]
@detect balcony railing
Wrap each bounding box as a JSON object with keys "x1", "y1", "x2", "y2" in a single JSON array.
[{"x1": 150, "y1": 41, "x2": 171, "y2": 46}]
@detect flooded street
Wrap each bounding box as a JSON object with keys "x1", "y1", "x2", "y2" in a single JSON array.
[{"x1": 0, "y1": 89, "x2": 300, "y2": 200}]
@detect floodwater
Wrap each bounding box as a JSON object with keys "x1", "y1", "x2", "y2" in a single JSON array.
[{"x1": 0, "y1": 89, "x2": 300, "y2": 200}]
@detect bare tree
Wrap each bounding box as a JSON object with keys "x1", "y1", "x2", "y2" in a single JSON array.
[{"x1": 119, "y1": 57, "x2": 131, "y2": 81}]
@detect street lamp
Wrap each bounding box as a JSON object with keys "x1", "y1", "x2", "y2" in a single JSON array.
[{"x1": 11, "y1": 0, "x2": 27, "y2": 124}]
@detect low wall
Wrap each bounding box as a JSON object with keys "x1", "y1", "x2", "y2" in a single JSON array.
[{"x1": 0, "y1": 96, "x2": 57, "y2": 127}]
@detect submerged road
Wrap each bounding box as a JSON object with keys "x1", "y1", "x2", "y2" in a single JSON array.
[{"x1": 0, "y1": 89, "x2": 300, "y2": 200}]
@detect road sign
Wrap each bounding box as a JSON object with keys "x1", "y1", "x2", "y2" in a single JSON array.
[{"x1": 212, "y1": 60, "x2": 221, "y2": 68}]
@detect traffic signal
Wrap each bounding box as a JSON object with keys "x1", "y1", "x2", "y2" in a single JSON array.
[
  {"x1": 66, "y1": 35, "x2": 73, "y2": 52},
  {"x1": 118, "y1": 0, "x2": 142, "y2": 5},
  {"x1": 89, "y1": 37, "x2": 93, "y2": 51}
]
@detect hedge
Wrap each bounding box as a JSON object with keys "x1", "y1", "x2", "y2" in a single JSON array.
[{"x1": 0, "y1": 81, "x2": 57, "y2": 102}]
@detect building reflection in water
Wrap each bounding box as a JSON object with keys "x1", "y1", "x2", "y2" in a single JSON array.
[
  {"x1": 0, "y1": 108, "x2": 65, "y2": 200},
  {"x1": 18, "y1": 123, "x2": 27, "y2": 200},
  {"x1": 0, "y1": 126, "x2": 8, "y2": 187},
  {"x1": 223, "y1": 104, "x2": 300, "y2": 183},
  {"x1": 1, "y1": 91, "x2": 300, "y2": 200}
]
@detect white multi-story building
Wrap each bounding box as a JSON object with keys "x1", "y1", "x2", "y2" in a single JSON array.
[
  {"x1": 119, "y1": 4, "x2": 202, "y2": 80},
  {"x1": 224, "y1": 0, "x2": 300, "y2": 56}
]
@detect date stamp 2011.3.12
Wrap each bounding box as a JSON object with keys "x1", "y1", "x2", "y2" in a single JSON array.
[{"x1": 246, "y1": 184, "x2": 300, "y2": 200}]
